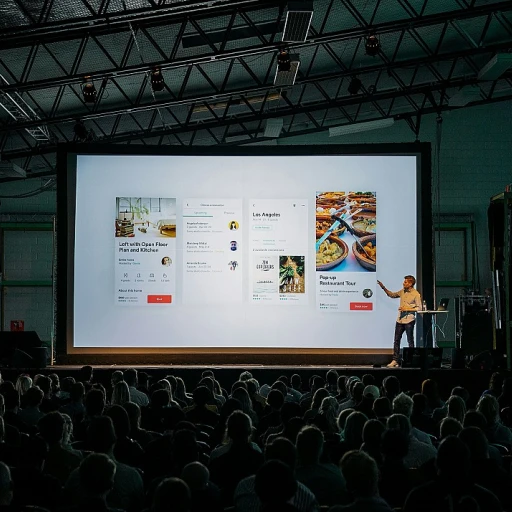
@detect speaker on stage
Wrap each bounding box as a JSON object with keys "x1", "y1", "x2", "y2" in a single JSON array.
[
  {"x1": 461, "y1": 311, "x2": 493, "y2": 355},
  {"x1": 451, "y1": 348, "x2": 466, "y2": 369},
  {"x1": 402, "y1": 348, "x2": 443, "y2": 369}
]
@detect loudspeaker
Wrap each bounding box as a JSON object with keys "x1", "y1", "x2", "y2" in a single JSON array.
[
  {"x1": 468, "y1": 350, "x2": 493, "y2": 370},
  {"x1": 401, "y1": 348, "x2": 443, "y2": 369},
  {"x1": 461, "y1": 312, "x2": 493, "y2": 355},
  {"x1": 451, "y1": 348, "x2": 466, "y2": 369}
]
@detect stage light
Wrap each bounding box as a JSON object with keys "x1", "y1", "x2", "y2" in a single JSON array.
[
  {"x1": 274, "y1": 53, "x2": 300, "y2": 86},
  {"x1": 277, "y1": 50, "x2": 291, "y2": 72},
  {"x1": 82, "y1": 79, "x2": 97, "y2": 104},
  {"x1": 150, "y1": 68, "x2": 165, "y2": 92},
  {"x1": 264, "y1": 118, "x2": 284, "y2": 138},
  {"x1": 348, "y1": 77, "x2": 362, "y2": 95},
  {"x1": 282, "y1": 1, "x2": 314, "y2": 42},
  {"x1": 368, "y1": 85, "x2": 377, "y2": 95},
  {"x1": 328, "y1": 118, "x2": 395, "y2": 137},
  {"x1": 365, "y1": 34, "x2": 380, "y2": 56}
]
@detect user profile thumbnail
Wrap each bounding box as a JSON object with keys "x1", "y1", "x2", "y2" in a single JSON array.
[
  {"x1": 230, "y1": 241, "x2": 238, "y2": 251},
  {"x1": 279, "y1": 256, "x2": 305, "y2": 294},
  {"x1": 161, "y1": 256, "x2": 172, "y2": 266},
  {"x1": 228, "y1": 220, "x2": 239, "y2": 230},
  {"x1": 228, "y1": 260, "x2": 238, "y2": 271}
]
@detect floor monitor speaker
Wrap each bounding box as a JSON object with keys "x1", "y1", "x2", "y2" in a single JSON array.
[{"x1": 401, "y1": 348, "x2": 443, "y2": 369}]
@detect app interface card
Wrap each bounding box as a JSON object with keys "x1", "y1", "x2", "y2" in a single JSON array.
[
  {"x1": 249, "y1": 199, "x2": 308, "y2": 305},
  {"x1": 315, "y1": 191, "x2": 377, "y2": 312},
  {"x1": 114, "y1": 197, "x2": 176, "y2": 305},
  {"x1": 182, "y1": 199, "x2": 242, "y2": 304}
]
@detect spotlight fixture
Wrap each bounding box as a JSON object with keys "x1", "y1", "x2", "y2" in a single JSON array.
[
  {"x1": 348, "y1": 77, "x2": 362, "y2": 95},
  {"x1": 365, "y1": 34, "x2": 380, "y2": 56},
  {"x1": 150, "y1": 67, "x2": 165, "y2": 92},
  {"x1": 82, "y1": 79, "x2": 97, "y2": 104},
  {"x1": 277, "y1": 50, "x2": 291, "y2": 72},
  {"x1": 368, "y1": 85, "x2": 377, "y2": 95},
  {"x1": 274, "y1": 53, "x2": 300, "y2": 86},
  {"x1": 282, "y1": 1, "x2": 314, "y2": 42}
]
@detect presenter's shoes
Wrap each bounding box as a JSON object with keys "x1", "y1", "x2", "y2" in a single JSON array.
[{"x1": 386, "y1": 360, "x2": 399, "y2": 368}]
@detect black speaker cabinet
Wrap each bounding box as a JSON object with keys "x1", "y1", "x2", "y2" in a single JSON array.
[
  {"x1": 401, "y1": 347, "x2": 443, "y2": 369},
  {"x1": 461, "y1": 311, "x2": 493, "y2": 355},
  {"x1": 451, "y1": 348, "x2": 466, "y2": 369}
]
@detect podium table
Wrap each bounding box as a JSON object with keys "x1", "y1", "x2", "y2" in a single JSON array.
[{"x1": 417, "y1": 310, "x2": 449, "y2": 348}]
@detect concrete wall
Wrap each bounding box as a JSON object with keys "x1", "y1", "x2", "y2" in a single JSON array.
[{"x1": 0, "y1": 100, "x2": 511, "y2": 345}]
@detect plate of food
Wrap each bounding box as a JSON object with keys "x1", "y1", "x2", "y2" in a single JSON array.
[
  {"x1": 352, "y1": 217, "x2": 376, "y2": 237},
  {"x1": 347, "y1": 192, "x2": 376, "y2": 204},
  {"x1": 316, "y1": 235, "x2": 349, "y2": 271},
  {"x1": 316, "y1": 218, "x2": 346, "y2": 236},
  {"x1": 317, "y1": 192, "x2": 346, "y2": 201},
  {"x1": 353, "y1": 235, "x2": 376, "y2": 271}
]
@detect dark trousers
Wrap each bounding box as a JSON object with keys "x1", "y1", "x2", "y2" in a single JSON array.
[{"x1": 393, "y1": 321, "x2": 415, "y2": 361}]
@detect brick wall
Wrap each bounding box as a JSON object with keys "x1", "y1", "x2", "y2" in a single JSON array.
[{"x1": 0, "y1": 100, "x2": 510, "y2": 344}]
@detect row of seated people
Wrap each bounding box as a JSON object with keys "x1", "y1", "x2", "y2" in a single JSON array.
[{"x1": 0, "y1": 367, "x2": 511, "y2": 511}]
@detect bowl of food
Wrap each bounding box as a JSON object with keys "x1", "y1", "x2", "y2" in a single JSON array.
[
  {"x1": 316, "y1": 216, "x2": 346, "y2": 237},
  {"x1": 351, "y1": 217, "x2": 376, "y2": 237},
  {"x1": 316, "y1": 235, "x2": 349, "y2": 271},
  {"x1": 352, "y1": 235, "x2": 376, "y2": 271}
]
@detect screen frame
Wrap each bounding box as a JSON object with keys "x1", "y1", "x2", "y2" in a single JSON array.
[{"x1": 56, "y1": 143, "x2": 432, "y2": 364}]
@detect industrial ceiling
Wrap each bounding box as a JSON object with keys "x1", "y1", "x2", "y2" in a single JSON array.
[{"x1": 0, "y1": 0, "x2": 511, "y2": 178}]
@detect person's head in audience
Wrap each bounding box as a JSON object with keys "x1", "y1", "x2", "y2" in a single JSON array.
[
  {"x1": 267, "y1": 389, "x2": 285, "y2": 412},
  {"x1": 440, "y1": 417, "x2": 463, "y2": 439},
  {"x1": 79, "y1": 365, "x2": 94, "y2": 383},
  {"x1": 373, "y1": 397, "x2": 392, "y2": 421},
  {"x1": 36, "y1": 375, "x2": 51, "y2": 398},
  {"x1": 3, "y1": 389, "x2": 19, "y2": 413},
  {"x1": 297, "y1": 426, "x2": 323, "y2": 465},
  {"x1": 381, "y1": 428, "x2": 409, "y2": 462},
  {"x1": 152, "y1": 388, "x2": 171, "y2": 409},
  {"x1": 105, "y1": 404, "x2": 131, "y2": 440},
  {"x1": 290, "y1": 374, "x2": 302, "y2": 391},
  {"x1": 111, "y1": 370, "x2": 124, "y2": 388},
  {"x1": 138, "y1": 372, "x2": 150, "y2": 389},
  {"x1": 280, "y1": 402, "x2": 302, "y2": 425},
  {"x1": 318, "y1": 396, "x2": 339, "y2": 432},
  {"x1": 255, "y1": 460, "x2": 297, "y2": 511},
  {"x1": 392, "y1": 392, "x2": 414, "y2": 418},
  {"x1": 265, "y1": 437, "x2": 297, "y2": 469},
  {"x1": 343, "y1": 411, "x2": 368, "y2": 449},
  {"x1": 463, "y1": 410, "x2": 487, "y2": 430},
  {"x1": 201, "y1": 369, "x2": 214, "y2": 380},
  {"x1": 85, "y1": 388, "x2": 105, "y2": 417},
  {"x1": 24, "y1": 385, "x2": 43, "y2": 409},
  {"x1": 192, "y1": 386, "x2": 212, "y2": 408},
  {"x1": 62, "y1": 413, "x2": 74, "y2": 445},
  {"x1": 451, "y1": 386, "x2": 470, "y2": 404},
  {"x1": 87, "y1": 416, "x2": 117, "y2": 455},
  {"x1": 19, "y1": 434, "x2": 48, "y2": 470},
  {"x1": 151, "y1": 477, "x2": 191, "y2": 512},
  {"x1": 386, "y1": 413, "x2": 411, "y2": 439},
  {"x1": 271, "y1": 380, "x2": 288, "y2": 397},
  {"x1": 226, "y1": 410, "x2": 252, "y2": 444},
  {"x1": 245, "y1": 379, "x2": 258, "y2": 398},
  {"x1": 337, "y1": 376, "x2": 346, "y2": 395},
  {"x1": 458, "y1": 427, "x2": 490, "y2": 462},
  {"x1": 70, "y1": 382, "x2": 85, "y2": 403},
  {"x1": 231, "y1": 380, "x2": 247, "y2": 395},
  {"x1": 239, "y1": 371, "x2": 253, "y2": 382},
  {"x1": 0, "y1": 462, "x2": 13, "y2": 506},
  {"x1": 61, "y1": 376, "x2": 76, "y2": 396},
  {"x1": 326, "y1": 369, "x2": 339, "y2": 387},
  {"x1": 476, "y1": 395, "x2": 500, "y2": 427},
  {"x1": 436, "y1": 436, "x2": 471, "y2": 483},
  {"x1": 337, "y1": 408, "x2": 355, "y2": 433},
  {"x1": 157, "y1": 379, "x2": 172, "y2": 396},
  {"x1": 166, "y1": 375, "x2": 177, "y2": 392},
  {"x1": 181, "y1": 461, "x2": 210, "y2": 493},
  {"x1": 352, "y1": 381, "x2": 365, "y2": 404},
  {"x1": 173, "y1": 428, "x2": 199, "y2": 471},
  {"x1": 488, "y1": 372, "x2": 504, "y2": 396},
  {"x1": 412, "y1": 393, "x2": 428, "y2": 416},
  {"x1": 175, "y1": 377, "x2": 189, "y2": 401},
  {"x1": 123, "y1": 368, "x2": 138, "y2": 388},
  {"x1": 15, "y1": 375, "x2": 32, "y2": 397},
  {"x1": 123, "y1": 401, "x2": 142, "y2": 432},
  {"x1": 310, "y1": 387, "x2": 329, "y2": 410},
  {"x1": 232, "y1": 387, "x2": 254, "y2": 416},
  {"x1": 111, "y1": 381, "x2": 130, "y2": 406},
  {"x1": 447, "y1": 395, "x2": 466, "y2": 423},
  {"x1": 79, "y1": 453, "x2": 116, "y2": 500},
  {"x1": 283, "y1": 417, "x2": 306, "y2": 444},
  {"x1": 362, "y1": 419, "x2": 385, "y2": 451},
  {"x1": 362, "y1": 373, "x2": 376, "y2": 387},
  {"x1": 310, "y1": 375, "x2": 324, "y2": 393},
  {"x1": 277, "y1": 375, "x2": 290, "y2": 387},
  {"x1": 38, "y1": 411, "x2": 65, "y2": 446},
  {"x1": 198, "y1": 377, "x2": 215, "y2": 395},
  {"x1": 382, "y1": 375, "x2": 400, "y2": 401},
  {"x1": 421, "y1": 379, "x2": 441, "y2": 408},
  {"x1": 340, "y1": 450, "x2": 380, "y2": 499},
  {"x1": 49, "y1": 373, "x2": 60, "y2": 394}
]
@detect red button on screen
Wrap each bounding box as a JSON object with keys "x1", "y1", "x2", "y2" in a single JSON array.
[
  {"x1": 147, "y1": 295, "x2": 172, "y2": 303},
  {"x1": 350, "y1": 302, "x2": 373, "y2": 311}
]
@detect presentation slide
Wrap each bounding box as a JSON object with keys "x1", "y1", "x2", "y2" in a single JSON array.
[{"x1": 71, "y1": 152, "x2": 420, "y2": 349}]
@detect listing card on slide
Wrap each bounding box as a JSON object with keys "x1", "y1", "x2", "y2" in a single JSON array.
[
  {"x1": 182, "y1": 199, "x2": 242, "y2": 304},
  {"x1": 315, "y1": 190, "x2": 377, "y2": 312},
  {"x1": 114, "y1": 197, "x2": 176, "y2": 305},
  {"x1": 250, "y1": 199, "x2": 308, "y2": 305}
]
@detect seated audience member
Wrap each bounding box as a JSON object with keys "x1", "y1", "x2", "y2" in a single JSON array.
[
  {"x1": 335, "y1": 376, "x2": 347, "y2": 403},
  {"x1": 379, "y1": 428, "x2": 422, "y2": 509},
  {"x1": 15, "y1": 375, "x2": 32, "y2": 408},
  {"x1": 111, "y1": 370, "x2": 124, "y2": 389},
  {"x1": 123, "y1": 401, "x2": 160, "y2": 449},
  {"x1": 386, "y1": 414, "x2": 436, "y2": 469},
  {"x1": 210, "y1": 398, "x2": 243, "y2": 449},
  {"x1": 463, "y1": 410, "x2": 503, "y2": 464},
  {"x1": 137, "y1": 372, "x2": 150, "y2": 397},
  {"x1": 111, "y1": 381, "x2": 131, "y2": 407},
  {"x1": 360, "y1": 419, "x2": 385, "y2": 466},
  {"x1": 74, "y1": 388, "x2": 106, "y2": 443},
  {"x1": 337, "y1": 409, "x2": 355, "y2": 438},
  {"x1": 0, "y1": 418, "x2": 17, "y2": 467},
  {"x1": 61, "y1": 453, "x2": 119, "y2": 512},
  {"x1": 354, "y1": 385, "x2": 379, "y2": 419},
  {"x1": 17, "y1": 385, "x2": 44, "y2": 427},
  {"x1": 60, "y1": 382, "x2": 86, "y2": 426},
  {"x1": 60, "y1": 376, "x2": 76, "y2": 401},
  {"x1": 231, "y1": 387, "x2": 258, "y2": 427},
  {"x1": 299, "y1": 376, "x2": 325, "y2": 411},
  {"x1": 372, "y1": 397, "x2": 392, "y2": 424},
  {"x1": 498, "y1": 377, "x2": 512, "y2": 410},
  {"x1": 445, "y1": 395, "x2": 466, "y2": 424},
  {"x1": 421, "y1": 379, "x2": 444, "y2": 415},
  {"x1": 404, "y1": 436, "x2": 502, "y2": 512},
  {"x1": 325, "y1": 370, "x2": 339, "y2": 395},
  {"x1": 181, "y1": 462, "x2": 222, "y2": 512},
  {"x1": 105, "y1": 405, "x2": 144, "y2": 469},
  {"x1": 209, "y1": 411, "x2": 264, "y2": 506},
  {"x1": 254, "y1": 460, "x2": 299, "y2": 512},
  {"x1": 38, "y1": 374, "x2": 60, "y2": 413},
  {"x1": 310, "y1": 396, "x2": 339, "y2": 435},
  {"x1": 184, "y1": 386, "x2": 219, "y2": 427},
  {"x1": 64, "y1": 416, "x2": 144, "y2": 512},
  {"x1": 3, "y1": 388, "x2": 27, "y2": 436},
  {"x1": 477, "y1": 394, "x2": 512, "y2": 446},
  {"x1": 432, "y1": 386, "x2": 470, "y2": 425},
  {"x1": 411, "y1": 393, "x2": 437, "y2": 436},
  {"x1": 245, "y1": 378, "x2": 266, "y2": 417},
  {"x1": 337, "y1": 411, "x2": 367, "y2": 455},
  {"x1": 78, "y1": 365, "x2": 94, "y2": 391},
  {"x1": 38, "y1": 411, "x2": 82, "y2": 485},
  {"x1": 11, "y1": 434, "x2": 62, "y2": 510},
  {"x1": 290, "y1": 374, "x2": 303, "y2": 396},
  {"x1": 258, "y1": 389, "x2": 285, "y2": 439},
  {"x1": 484, "y1": 372, "x2": 505, "y2": 399},
  {"x1": 124, "y1": 369, "x2": 149, "y2": 407},
  {"x1": 459, "y1": 426, "x2": 512, "y2": 509},
  {"x1": 261, "y1": 402, "x2": 301, "y2": 446},
  {"x1": 150, "y1": 477, "x2": 191, "y2": 512},
  {"x1": 144, "y1": 388, "x2": 173, "y2": 433},
  {"x1": 174, "y1": 377, "x2": 192, "y2": 407},
  {"x1": 295, "y1": 426, "x2": 349, "y2": 506},
  {"x1": 439, "y1": 417, "x2": 462, "y2": 440},
  {"x1": 234, "y1": 437, "x2": 318, "y2": 512},
  {"x1": 339, "y1": 382, "x2": 364, "y2": 413},
  {"x1": 329, "y1": 450, "x2": 394, "y2": 512},
  {"x1": 393, "y1": 393, "x2": 433, "y2": 445},
  {"x1": 0, "y1": 394, "x2": 20, "y2": 447},
  {"x1": 0, "y1": 462, "x2": 12, "y2": 509},
  {"x1": 381, "y1": 376, "x2": 400, "y2": 403},
  {"x1": 362, "y1": 374, "x2": 376, "y2": 387}
]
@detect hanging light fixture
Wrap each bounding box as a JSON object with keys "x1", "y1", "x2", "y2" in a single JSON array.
[
  {"x1": 348, "y1": 77, "x2": 362, "y2": 95},
  {"x1": 150, "y1": 67, "x2": 165, "y2": 92},
  {"x1": 365, "y1": 34, "x2": 380, "y2": 57},
  {"x1": 82, "y1": 78, "x2": 97, "y2": 103},
  {"x1": 277, "y1": 50, "x2": 291, "y2": 72}
]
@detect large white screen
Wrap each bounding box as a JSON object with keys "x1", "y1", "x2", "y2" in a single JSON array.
[{"x1": 72, "y1": 153, "x2": 419, "y2": 349}]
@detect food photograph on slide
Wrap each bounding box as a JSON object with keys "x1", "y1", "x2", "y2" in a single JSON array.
[
  {"x1": 115, "y1": 197, "x2": 177, "y2": 238},
  {"x1": 279, "y1": 256, "x2": 305, "y2": 293},
  {"x1": 315, "y1": 191, "x2": 377, "y2": 273}
]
